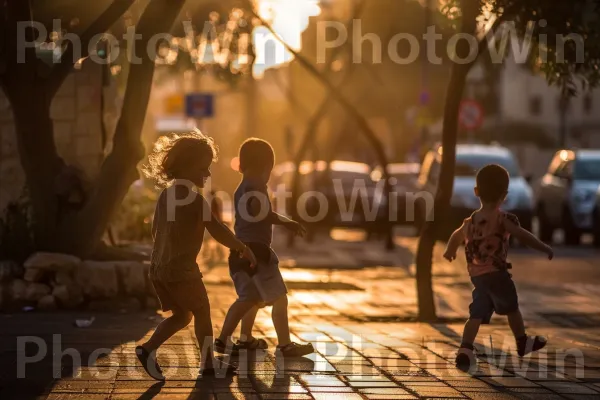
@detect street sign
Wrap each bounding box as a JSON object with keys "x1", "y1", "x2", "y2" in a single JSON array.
[
  {"x1": 185, "y1": 93, "x2": 214, "y2": 118},
  {"x1": 165, "y1": 94, "x2": 183, "y2": 114},
  {"x1": 459, "y1": 99, "x2": 484, "y2": 131}
]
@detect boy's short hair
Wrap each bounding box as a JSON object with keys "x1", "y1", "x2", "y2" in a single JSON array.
[
  {"x1": 476, "y1": 164, "x2": 509, "y2": 203},
  {"x1": 239, "y1": 138, "x2": 275, "y2": 173}
]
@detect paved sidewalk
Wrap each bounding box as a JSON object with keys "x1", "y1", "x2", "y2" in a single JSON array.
[{"x1": 3, "y1": 238, "x2": 600, "y2": 399}]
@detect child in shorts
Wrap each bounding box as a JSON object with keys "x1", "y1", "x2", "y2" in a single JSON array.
[
  {"x1": 215, "y1": 138, "x2": 315, "y2": 357},
  {"x1": 444, "y1": 164, "x2": 554, "y2": 370},
  {"x1": 137, "y1": 131, "x2": 256, "y2": 380}
]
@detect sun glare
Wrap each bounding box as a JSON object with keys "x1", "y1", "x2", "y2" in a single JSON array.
[{"x1": 253, "y1": 0, "x2": 321, "y2": 78}]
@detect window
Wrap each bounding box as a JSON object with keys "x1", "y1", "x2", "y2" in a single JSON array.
[
  {"x1": 529, "y1": 96, "x2": 542, "y2": 116},
  {"x1": 584, "y1": 95, "x2": 593, "y2": 115}
]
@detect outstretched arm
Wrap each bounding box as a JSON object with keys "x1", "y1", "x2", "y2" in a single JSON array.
[
  {"x1": 444, "y1": 224, "x2": 465, "y2": 262},
  {"x1": 270, "y1": 211, "x2": 307, "y2": 236},
  {"x1": 270, "y1": 211, "x2": 293, "y2": 226},
  {"x1": 504, "y1": 219, "x2": 553, "y2": 260}
]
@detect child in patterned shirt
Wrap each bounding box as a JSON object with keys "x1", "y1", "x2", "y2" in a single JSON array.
[{"x1": 444, "y1": 164, "x2": 554, "y2": 370}]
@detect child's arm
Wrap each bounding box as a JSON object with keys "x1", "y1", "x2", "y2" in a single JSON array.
[
  {"x1": 202, "y1": 198, "x2": 257, "y2": 266},
  {"x1": 504, "y1": 218, "x2": 553, "y2": 260},
  {"x1": 443, "y1": 224, "x2": 465, "y2": 262},
  {"x1": 248, "y1": 195, "x2": 306, "y2": 237},
  {"x1": 269, "y1": 211, "x2": 307, "y2": 237}
]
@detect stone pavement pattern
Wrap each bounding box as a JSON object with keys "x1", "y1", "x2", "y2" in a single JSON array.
[{"x1": 2, "y1": 237, "x2": 600, "y2": 399}]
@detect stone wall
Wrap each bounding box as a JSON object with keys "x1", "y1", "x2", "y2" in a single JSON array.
[{"x1": 0, "y1": 60, "x2": 118, "y2": 212}]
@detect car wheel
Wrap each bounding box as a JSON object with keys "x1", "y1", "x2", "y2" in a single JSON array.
[
  {"x1": 537, "y1": 204, "x2": 554, "y2": 243},
  {"x1": 563, "y1": 206, "x2": 581, "y2": 246}
]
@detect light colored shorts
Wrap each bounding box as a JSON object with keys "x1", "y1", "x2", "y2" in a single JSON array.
[{"x1": 229, "y1": 246, "x2": 287, "y2": 306}]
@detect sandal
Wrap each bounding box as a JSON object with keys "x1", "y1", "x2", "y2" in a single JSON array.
[
  {"x1": 135, "y1": 345, "x2": 165, "y2": 381},
  {"x1": 238, "y1": 337, "x2": 269, "y2": 350},
  {"x1": 517, "y1": 335, "x2": 547, "y2": 357},
  {"x1": 276, "y1": 342, "x2": 314, "y2": 358},
  {"x1": 214, "y1": 338, "x2": 241, "y2": 355}
]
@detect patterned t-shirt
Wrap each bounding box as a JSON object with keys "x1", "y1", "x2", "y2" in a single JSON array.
[{"x1": 463, "y1": 210, "x2": 519, "y2": 277}]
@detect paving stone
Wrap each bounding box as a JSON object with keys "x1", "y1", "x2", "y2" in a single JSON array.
[
  {"x1": 308, "y1": 386, "x2": 354, "y2": 392},
  {"x1": 539, "y1": 381, "x2": 600, "y2": 394},
  {"x1": 480, "y1": 377, "x2": 541, "y2": 388},
  {"x1": 312, "y1": 393, "x2": 364, "y2": 400},
  {"x1": 357, "y1": 387, "x2": 413, "y2": 395}
]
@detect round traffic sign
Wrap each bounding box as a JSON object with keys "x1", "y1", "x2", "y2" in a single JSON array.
[{"x1": 459, "y1": 99, "x2": 484, "y2": 131}]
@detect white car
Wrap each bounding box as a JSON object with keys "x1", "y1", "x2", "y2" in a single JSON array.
[
  {"x1": 536, "y1": 149, "x2": 600, "y2": 245},
  {"x1": 417, "y1": 144, "x2": 534, "y2": 238}
]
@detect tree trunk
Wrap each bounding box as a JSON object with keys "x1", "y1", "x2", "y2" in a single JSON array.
[
  {"x1": 414, "y1": 0, "x2": 479, "y2": 321},
  {"x1": 56, "y1": 0, "x2": 186, "y2": 257},
  {"x1": 11, "y1": 92, "x2": 64, "y2": 250}
]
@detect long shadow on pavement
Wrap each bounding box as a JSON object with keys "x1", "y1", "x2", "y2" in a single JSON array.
[{"x1": 0, "y1": 311, "x2": 157, "y2": 399}]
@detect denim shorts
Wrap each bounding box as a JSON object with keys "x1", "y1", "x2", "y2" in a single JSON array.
[
  {"x1": 469, "y1": 270, "x2": 519, "y2": 324},
  {"x1": 229, "y1": 245, "x2": 287, "y2": 306}
]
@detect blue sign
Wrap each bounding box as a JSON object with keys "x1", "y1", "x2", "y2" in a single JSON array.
[{"x1": 185, "y1": 93, "x2": 214, "y2": 118}]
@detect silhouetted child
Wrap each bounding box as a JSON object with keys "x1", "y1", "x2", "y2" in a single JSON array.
[
  {"x1": 215, "y1": 138, "x2": 315, "y2": 357},
  {"x1": 138, "y1": 131, "x2": 256, "y2": 380},
  {"x1": 444, "y1": 164, "x2": 553, "y2": 370}
]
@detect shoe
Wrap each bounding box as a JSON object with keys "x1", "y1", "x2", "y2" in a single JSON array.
[
  {"x1": 276, "y1": 342, "x2": 314, "y2": 357},
  {"x1": 237, "y1": 337, "x2": 269, "y2": 350},
  {"x1": 517, "y1": 335, "x2": 547, "y2": 357},
  {"x1": 214, "y1": 338, "x2": 241, "y2": 356},
  {"x1": 135, "y1": 345, "x2": 165, "y2": 381},
  {"x1": 455, "y1": 345, "x2": 476, "y2": 371},
  {"x1": 200, "y1": 360, "x2": 237, "y2": 377}
]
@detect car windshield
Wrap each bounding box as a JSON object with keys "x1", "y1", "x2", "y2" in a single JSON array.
[
  {"x1": 574, "y1": 158, "x2": 600, "y2": 180},
  {"x1": 455, "y1": 154, "x2": 521, "y2": 177}
]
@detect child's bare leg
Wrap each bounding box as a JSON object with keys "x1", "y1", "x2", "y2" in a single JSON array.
[
  {"x1": 218, "y1": 300, "x2": 255, "y2": 342},
  {"x1": 461, "y1": 318, "x2": 482, "y2": 348},
  {"x1": 192, "y1": 305, "x2": 215, "y2": 369},
  {"x1": 272, "y1": 295, "x2": 291, "y2": 346},
  {"x1": 240, "y1": 305, "x2": 260, "y2": 341},
  {"x1": 143, "y1": 309, "x2": 192, "y2": 352},
  {"x1": 507, "y1": 309, "x2": 526, "y2": 338}
]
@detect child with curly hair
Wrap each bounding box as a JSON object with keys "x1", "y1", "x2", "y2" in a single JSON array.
[{"x1": 137, "y1": 130, "x2": 256, "y2": 380}]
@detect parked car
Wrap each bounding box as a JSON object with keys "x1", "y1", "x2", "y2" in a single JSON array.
[
  {"x1": 271, "y1": 160, "x2": 387, "y2": 234},
  {"x1": 536, "y1": 149, "x2": 600, "y2": 245},
  {"x1": 417, "y1": 144, "x2": 534, "y2": 238},
  {"x1": 371, "y1": 163, "x2": 420, "y2": 225}
]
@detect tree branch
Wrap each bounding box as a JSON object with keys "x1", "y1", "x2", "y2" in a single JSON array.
[
  {"x1": 476, "y1": 4, "x2": 519, "y2": 61},
  {"x1": 245, "y1": 0, "x2": 389, "y2": 170},
  {"x1": 46, "y1": 0, "x2": 134, "y2": 97}
]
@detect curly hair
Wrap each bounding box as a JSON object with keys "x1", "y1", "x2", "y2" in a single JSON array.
[{"x1": 143, "y1": 130, "x2": 218, "y2": 188}]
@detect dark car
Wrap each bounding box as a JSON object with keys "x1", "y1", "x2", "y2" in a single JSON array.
[
  {"x1": 271, "y1": 160, "x2": 386, "y2": 235},
  {"x1": 371, "y1": 163, "x2": 420, "y2": 225}
]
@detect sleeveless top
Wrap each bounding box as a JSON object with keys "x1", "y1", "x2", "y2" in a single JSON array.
[
  {"x1": 464, "y1": 210, "x2": 519, "y2": 277},
  {"x1": 150, "y1": 184, "x2": 205, "y2": 282}
]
